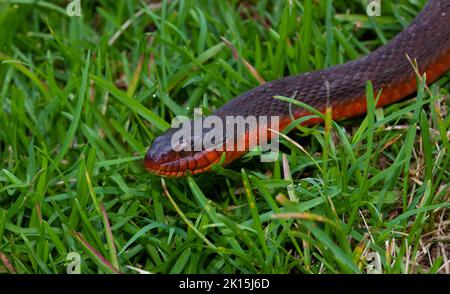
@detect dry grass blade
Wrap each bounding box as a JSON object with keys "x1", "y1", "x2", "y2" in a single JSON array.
[
  {"x1": 108, "y1": 1, "x2": 166, "y2": 46},
  {"x1": 74, "y1": 232, "x2": 121, "y2": 274},
  {"x1": 0, "y1": 252, "x2": 17, "y2": 274},
  {"x1": 272, "y1": 212, "x2": 337, "y2": 228},
  {"x1": 220, "y1": 36, "x2": 266, "y2": 85}
]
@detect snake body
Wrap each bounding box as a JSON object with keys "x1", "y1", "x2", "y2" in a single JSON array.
[{"x1": 145, "y1": 0, "x2": 450, "y2": 177}]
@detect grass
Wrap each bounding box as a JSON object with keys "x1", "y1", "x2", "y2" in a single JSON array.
[{"x1": 0, "y1": 0, "x2": 449, "y2": 274}]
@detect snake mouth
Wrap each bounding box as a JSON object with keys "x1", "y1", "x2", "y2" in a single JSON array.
[
  {"x1": 144, "y1": 123, "x2": 275, "y2": 177},
  {"x1": 144, "y1": 148, "x2": 224, "y2": 177},
  {"x1": 144, "y1": 116, "x2": 285, "y2": 177}
]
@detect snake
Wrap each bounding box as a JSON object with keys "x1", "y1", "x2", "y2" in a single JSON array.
[{"x1": 144, "y1": 0, "x2": 450, "y2": 177}]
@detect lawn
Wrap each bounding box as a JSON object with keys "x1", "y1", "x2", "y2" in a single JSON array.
[{"x1": 0, "y1": 0, "x2": 449, "y2": 274}]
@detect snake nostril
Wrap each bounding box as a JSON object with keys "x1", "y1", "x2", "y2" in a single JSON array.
[
  {"x1": 144, "y1": 151, "x2": 159, "y2": 171},
  {"x1": 144, "y1": 148, "x2": 155, "y2": 163}
]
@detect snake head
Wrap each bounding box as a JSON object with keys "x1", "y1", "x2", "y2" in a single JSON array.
[
  {"x1": 144, "y1": 123, "x2": 227, "y2": 177},
  {"x1": 144, "y1": 113, "x2": 281, "y2": 177}
]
